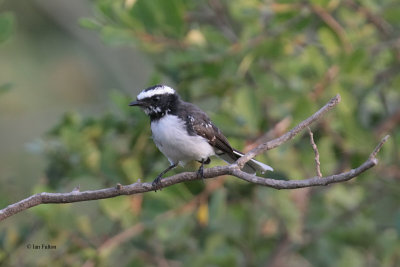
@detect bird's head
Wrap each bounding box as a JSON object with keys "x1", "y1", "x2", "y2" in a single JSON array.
[{"x1": 129, "y1": 85, "x2": 179, "y2": 119}]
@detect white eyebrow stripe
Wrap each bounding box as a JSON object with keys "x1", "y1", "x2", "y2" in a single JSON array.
[{"x1": 137, "y1": 85, "x2": 175, "y2": 100}]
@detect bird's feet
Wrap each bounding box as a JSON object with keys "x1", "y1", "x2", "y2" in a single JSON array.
[
  {"x1": 197, "y1": 158, "x2": 209, "y2": 182},
  {"x1": 197, "y1": 164, "x2": 205, "y2": 183},
  {"x1": 152, "y1": 176, "x2": 163, "y2": 192},
  {"x1": 151, "y1": 163, "x2": 178, "y2": 192}
]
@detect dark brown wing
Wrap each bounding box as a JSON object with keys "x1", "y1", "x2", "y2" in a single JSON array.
[
  {"x1": 193, "y1": 121, "x2": 233, "y2": 156},
  {"x1": 179, "y1": 102, "x2": 235, "y2": 156}
]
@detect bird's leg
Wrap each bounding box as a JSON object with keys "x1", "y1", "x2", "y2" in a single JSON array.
[
  {"x1": 197, "y1": 158, "x2": 210, "y2": 181},
  {"x1": 152, "y1": 163, "x2": 178, "y2": 191}
]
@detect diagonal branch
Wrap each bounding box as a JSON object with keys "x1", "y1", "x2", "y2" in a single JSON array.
[
  {"x1": 310, "y1": 5, "x2": 352, "y2": 53},
  {"x1": 0, "y1": 94, "x2": 389, "y2": 222},
  {"x1": 236, "y1": 94, "x2": 341, "y2": 168}
]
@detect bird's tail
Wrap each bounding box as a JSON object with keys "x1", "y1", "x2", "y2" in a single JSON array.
[{"x1": 217, "y1": 149, "x2": 273, "y2": 174}]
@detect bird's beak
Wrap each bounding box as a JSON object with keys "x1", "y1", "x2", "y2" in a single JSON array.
[{"x1": 129, "y1": 100, "x2": 144, "y2": 107}]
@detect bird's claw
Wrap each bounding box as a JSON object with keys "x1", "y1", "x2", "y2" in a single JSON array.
[
  {"x1": 197, "y1": 164, "x2": 205, "y2": 182},
  {"x1": 152, "y1": 176, "x2": 163, "y2": 192}
]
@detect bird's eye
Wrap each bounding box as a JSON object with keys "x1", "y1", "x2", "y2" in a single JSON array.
[{"x1": 154, "y1": 96, "x2": 161, "y2": 102}]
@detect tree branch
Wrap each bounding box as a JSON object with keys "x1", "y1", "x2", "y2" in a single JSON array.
[
  {"x1": 232, "y1": 156, "x2": 377, "y2": 189},
  {"x1": 236, "y1": 94, "x2": 341, "y2": 168},
  {"x1": 0, "y1": 94, "x2": 389, "y2": 222},
  {"x1": 233, "y1": 134, "x2": 389, "y2": 189}
]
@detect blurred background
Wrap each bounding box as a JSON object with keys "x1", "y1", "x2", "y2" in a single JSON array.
[{"x1": 0, "y1": 0, "x2": 399, "y2": 266}]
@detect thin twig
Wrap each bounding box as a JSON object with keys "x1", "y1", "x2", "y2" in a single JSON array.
[
  {"x1": 369, "y1": 135, "x2": 390, "y2": 159},
  {"x1": 344, "y1": 0, "x2": 393, "y2": 37},
  {"x1": 374, "y1": 109, "x2": 400, "y2": 136},
  {"x1": 310, "y1": 5, "x2": 352, "y2": 53},
  {"x1": 246, "y1": 117, "x2": 292, "y2": 151},
  {"x1": 307, "y1": 127, "x2": 322, "y2": 178},
  {"x1": 310, "y1": 65, "x2": 339, "y2": 101},
  {"x1": 236, "y1": 94, "x2": 341, "y2": 168}
]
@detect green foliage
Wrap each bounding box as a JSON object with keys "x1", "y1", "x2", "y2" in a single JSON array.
[
  {"x1": 2, "y1": 0, "x2": 400, "y2": 266},
  {"x1": 0, "y1": 11, "x2": 14, "y2": 44},
  {"x1": 0, "y1": 82, "x2": 12, "y2": 95},
  {"x1": 0, "y1": 11, "x2": 14, "y2": 97}
]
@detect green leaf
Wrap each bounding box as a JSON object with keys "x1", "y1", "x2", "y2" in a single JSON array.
[
  {"x1": 100, "y1": 26, "x2": 135, "y2": 45},
  {"x1": 129, "y1": 0, "x2": 186, "y2": 37},
  {"x1": 383, "y1": 6, "x2": 400, "y2": 24},
  {"x1": 0, "y1": 82, "x2": 12, "y2": 94},
  {"x1": 100, "y1": 196, "x2": 131, "y2": 220},
  {"x1": 121, "y1": 157, "x2": 143, "y2": 183},
  {"x1": 318, "y1": 27, "x2": 340, "y2": 56},
  {"x1": 0, "y1": 12, "x2": 15, "y2": 44},
  {"x1": 309, "y1": 0, "x2": 331, "y2": 7},
  {"x1": 342, "y1": 48, "x2": 366, "y2": 73},
  {"x1": 337, "y1": 247, "x2": 364, "y2": 267},
  {"x1": 232, "y1": 87, "x2": 261, "y2": 133},
  {"x1": 79, "y1": 17, "x2": 102, "y2": 30},
  {"x1": 209, "y1": 189, "x2": 227, "y2": 229}
]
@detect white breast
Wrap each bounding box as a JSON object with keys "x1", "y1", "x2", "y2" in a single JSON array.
[{"x1": 151, "y1": 115, "x2": 215, "y2": 165}]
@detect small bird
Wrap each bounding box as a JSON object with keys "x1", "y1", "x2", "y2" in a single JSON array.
[{"x1": 129, "y1": 85, "x2": 273, "y2": 189}]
